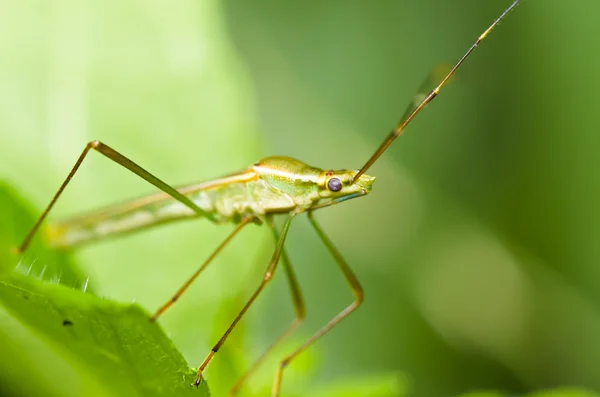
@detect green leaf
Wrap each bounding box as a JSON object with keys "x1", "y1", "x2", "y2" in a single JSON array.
[
  {"x1": 0, "y1": 272, "x2": 208, "y2": 397},
  {"x1": 0, "y1": 183, "x2": 208, "y2": 396},
  {"x1": 527, "y1": 388, "x2": 600, "y2": 397},
  {"x1": 311, "y1": 373, "x2": 407, "y2": 397},
  {"x1": 457, "y1": 389, "x2": 600, "y2": 397},
  {"x1": 457, "y1": 393, "x2": 504, "y2": 397}
]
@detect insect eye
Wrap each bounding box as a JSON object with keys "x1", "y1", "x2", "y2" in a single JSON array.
[{"x1": 327, "y1": 178, "x2": 342, "y2": 192}]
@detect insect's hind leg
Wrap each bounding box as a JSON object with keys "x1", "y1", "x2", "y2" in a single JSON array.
[
  {"x1": 229, "y1": 216, "x2": 306, "y2": 396},
  {"x1": 194, "y1": 214, "x2": 295, "y2": 388},
  {"x1": 271, "y1": 211, "x2": 363, "y2": 397},
  {"x1": 17, "y1": 140, "x2": 216, "y2": 253}
]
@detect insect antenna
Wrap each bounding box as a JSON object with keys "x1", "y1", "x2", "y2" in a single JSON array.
[{"x1": 353, "y1": 0, "x2": 520, "y2": 183}]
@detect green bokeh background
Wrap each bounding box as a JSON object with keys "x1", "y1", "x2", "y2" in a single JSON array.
[{"x1": 2, "y1": 0, "x2": 600, "y2": 396}]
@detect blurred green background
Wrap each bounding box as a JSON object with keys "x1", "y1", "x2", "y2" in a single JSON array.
[{"x1": 1, "y1": 0, "x2": 600, "y2": 396}]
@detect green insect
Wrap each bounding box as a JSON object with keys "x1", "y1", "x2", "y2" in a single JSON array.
[{"x1": 17, "y1": 1, "x2": 520, "y2": 395}]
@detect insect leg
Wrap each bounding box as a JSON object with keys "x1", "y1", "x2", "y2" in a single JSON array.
[
  {"x1": 150, "y1": 217, "x2": 254, "y2": 322},
  {"x1": 271, "y1": 211, "x2": 363, "y2": 397},
  {"x1": 17, "y1": 140, "x2": 217, "y2": 253},
  {"x1": 230, "y1": 215, "x2": 305, "y2": 396},
  {"x1": 194, "y1": 214, "x2": 295, "y2": 387}
]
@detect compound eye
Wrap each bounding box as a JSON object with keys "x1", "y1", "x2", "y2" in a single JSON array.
[{"x1": 327, "y1": 177, "x2": 342, "y2": 192}]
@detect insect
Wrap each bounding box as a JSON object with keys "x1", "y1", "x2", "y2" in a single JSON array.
[{"x1": 17, "y1": 1, "x2": 520, "y2": 395}]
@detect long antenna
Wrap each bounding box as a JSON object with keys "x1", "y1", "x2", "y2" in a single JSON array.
[{"x1": 353, "y1": 0, "x2": 520, "y2": 183}]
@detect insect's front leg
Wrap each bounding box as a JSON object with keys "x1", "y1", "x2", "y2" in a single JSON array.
[{"x1": 271, "y1": 211, "x2": 363, "y2": 397}]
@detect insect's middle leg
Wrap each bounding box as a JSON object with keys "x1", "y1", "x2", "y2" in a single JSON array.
[
  {"x1": 271, "y1": 211, "x2": 364, "y2": 397},
  {"x1": 229, "y1": 217, "x2": 305, "y2": 396},
  {"x1": 150, "y1": 217, "x2": 253, "y2": 322},
  {"x1": 194, "y1": 214, "x2": 295, "y2": 387}
]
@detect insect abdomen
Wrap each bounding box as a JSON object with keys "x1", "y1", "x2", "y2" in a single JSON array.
[
  {"x1": 47, "y1": 172, "x2": 295, "y2": 248},
  {"x1": 48, "y1": 192, "x2": 211, "y2": 248}
]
